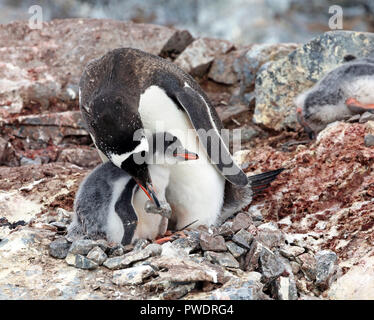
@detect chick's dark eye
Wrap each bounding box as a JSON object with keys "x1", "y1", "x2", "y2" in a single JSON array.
[{"x1": 140, "y1": 151, "x2": 146, "y2": 157}]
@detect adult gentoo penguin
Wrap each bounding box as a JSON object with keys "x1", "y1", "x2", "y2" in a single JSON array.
[
  {"x1": 295, "y1": 55, "x2": 374, "y2": 139},
  {"x1": 67, "y1": 132, "x2": 199, "y2": 244},
  {"x1": 79, "y1": 48, "x2": 282, "y2": 229}
]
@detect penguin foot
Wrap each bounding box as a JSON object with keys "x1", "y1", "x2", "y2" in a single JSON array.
[
  {"x1": 154, "y1": 230, "x2": 186, "y2": 245},
  {"x1": 346, "y1": 97, "x2": 374, "y2": 113}
]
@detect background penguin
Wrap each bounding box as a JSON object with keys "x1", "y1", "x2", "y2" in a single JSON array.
[
  {"x1": 295, "y1": 55, "x2": 374, "y2": 138},
  {"x1": 79, "y1": 48, "x2": 283, "y2": 230},
  {"x1": 67, "y1": 132, "x2": 198, "y2": 245}
]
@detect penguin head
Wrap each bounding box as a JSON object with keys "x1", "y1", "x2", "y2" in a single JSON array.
[
  {"x1": 87, "y1": 93, "x2": 161, "y2": 207},
  {"x1": 147, "y1": 132, "x2": 199, "y2": 165}
]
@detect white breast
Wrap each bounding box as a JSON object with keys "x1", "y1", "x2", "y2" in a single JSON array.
[{"x1": 139, "y1": 85, "x2": 225, "y2": 229}]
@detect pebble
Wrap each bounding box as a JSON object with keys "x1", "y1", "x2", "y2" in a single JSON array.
[
  {"x1": 296, "y1": 253, "x2": 317, "y2": 281},
  {"x1": 49, "y1": 238, "x2": 71, "y2": 259},
  {"x1": 347, "y1": 114, "x2": 361, "y2": 123},
  {"x1": 65, "y1": 253, "x2": 98, "y2": 270},
  {"x1": 112, "y1": 265, "x2": 155, "y2": 286},
  {"x1": 232, "y1": 229, "x2": 254, "y2": 249},
  {"x1": 68, "y1": 239, "x2": 97, "y2": 255},
  {"x1": 290, "y1": 261, "x2": 301, "y2": 274},
  {"x1": 359, "y1": 111, "x2": 374, "y2": 123},
  {"x1": 364, "y1": 134, "x2": 374, "y2": 147},
  {"x1": 133, "y1": 239, "x2": 149, "y2": 251},
  {"x1": 231, "y1": 212, "x2": 253, "y2": 232},
  {"x1": 279, "y1": 245, "x2": 305, "y2": 259},
  {"x1": 86, "y1": 246, "x2": 108, "y2": 265},
  {"x1": 244, "y1": 240, "x2": 263, "y2": 271},
  {"x1": 256, "y1": 222, "x2": 284, "y2": 249},
  {"x1": 199, "y1": 232, "x2": 227, "y2": 252},
  {"x1": 226, "y1": 241, "x2": 246, "y2": 258},
  {"x1": 204, "y1": 251, "x2": 239, "y2": 268},
  {"x1": 104, "y1": 243, "x2": 162, "y2": 270},
  {"x1": 159, "y1": 283, "x2": 196, "y2": 300},
  {"x1": 217, "y1": 221, "x2": 234, "y2": 237},
  {"x1": 107, "y1": 244, "x2": 125, "y2": 257},
  {"x1": 259, "y1": 247, "x2": 285, "y2": 282},
  {"x1": 315, "y1": 250, "x2": 338, "y2": 290}
]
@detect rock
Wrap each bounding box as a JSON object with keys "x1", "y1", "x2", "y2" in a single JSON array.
[
  {"x1": 199, "y1": 232, "x2": 227, "y2": 252},
  {"x1": 0, "y1": 137, "x2": 18, "y2": 167},
  {"x1": 112, "y1": 265, "x2": 155, "y2": 286},
  {"x1": 216, "y1": 104, "x2": 249, "y2": 123},
  {"x1": 256, "y1": 222, "x2": 284, "y2": 249},
  {"x1": 107, "y1": 244, "x2": 125, "y2": 257},
  {"x1": 254, "y1": 31, "x2": 374, "y2": 131},
  {"x1": 259, "y1": 247, "x2": 285, "y2": 282},
  {"x1": 328, "y1": 256, "x2": 374, "y2": 299},
  {"x1": 57, "y1": 147, "x2": 101, "y2": 168},
  {"x1": 364, "y1": 134, "x2": 374, "y2": 147},
  {"x1": 133, "y1": 239, "x2": 150, "y2": 251},
  {"x1": 174, "y1": 37, "x2": 233, "y2": 77},
  {"x1": 210, "y1": 272, "x2": 269, "y2": 300},
  {"x1": 95, "y1": 239, "x2": 110, "y2": 253},
  {"x1": 103, "y1": 244, "x2": 161, "y2": 270},
  {"x1": 65, "y1": 253, "x2": 98, "y2": 270},
  {"x1": 226, "y1": 241, "x2": 246, "y2": 258},
  {"x1": 159, "y1": 283, "x2": 196, "y2": 300},
  {"x1": 204, "y1": 251, "x2": 239, "y2": 269},
  {"x1": 160, "y1": 29, "x2": 194, "y2": 58},
  {"x1": 274, "y1": 276, "x2": 298, "y2": 300},
  {"x1": 315, "y1": 250, "x2": 338, "y2": 291},
  {"x1": 359, "y1": 112, "x2": 374, "y2": 123},
  {"x1": 279, "y1": 245, "x2": 305, "y2": 259},
  {"x1": 347, "y1": 114, "x2": 361, "y2": 123},
  {"x1": 151, "y1": 256, "x2": 229, "y2": 284},
  {"x1": 20, "y1": 157, "x2": 42, "y2": 166},
  {"x1": 171, "y1": 234, "x2": 200, "y2": 254},
  {"x1": 290, "y1": 261, "x2": 301, "y2": 275},
  {"x1": 232, "y1": 229, "x2": 254, "y2": 249},
  {"x1": 296, "y1": 253, "x2": 317, "y2": 281},
  {"x1": 49, "y1": 238, "x2": 71, "y2": 259},
  {"x1": 231, "y1": 212, "x2": 253, "y2": 232},
  {"x1": 217, "y1": 221, "x2": 234, "y2": 237},
  {"x1": 0, "y1": 19, "x2": 190, "y2": 113},
  {"x1": 86, "y1": 247, "x2": 108, "y2": 266},
  {"x1": 244, "y1": 240, "x2": 263, "y2": 271},
  {"x1": 68, "y1": 239, "x2": 97, "y2": 256}
]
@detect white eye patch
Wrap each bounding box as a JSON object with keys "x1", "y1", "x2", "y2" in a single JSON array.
[{"x1": 109, "y1": 136, "x2": 149, "y2": 167}]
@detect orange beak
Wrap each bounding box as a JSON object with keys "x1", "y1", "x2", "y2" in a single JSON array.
[
  {"x1": 137, "y1": 182, "x2": 161, "y2": 208},
  {"x1": 173, "y1": 150, "x2": 199, "y2": 161}
]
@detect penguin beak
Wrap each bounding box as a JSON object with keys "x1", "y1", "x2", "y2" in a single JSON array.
[
  {"x1": 137, "y1": 182, "x2": 161, "y2": 208},
  {"x1": 296, "y1": 108, "x2": 315, "y2": 139},
  {"x1": 172, "y1": 148, "x2": 199, "y2": 161}
]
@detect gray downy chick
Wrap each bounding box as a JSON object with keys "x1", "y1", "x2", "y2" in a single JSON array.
[
  {"x1": 295, "y1": 55, "x2": 374, "y2": 138},
  {"x1": 67, "y1": 132, "x2": 198, "y2": 245}
]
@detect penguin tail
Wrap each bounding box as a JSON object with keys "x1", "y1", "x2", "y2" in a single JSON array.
[{"x1": 248, "y1": 168, "x2": 284, "y2": 195}]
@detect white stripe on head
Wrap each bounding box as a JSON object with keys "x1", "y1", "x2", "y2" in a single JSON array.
[{"x1": 109, "y1": 136, "x2": 149, "y2": 168}]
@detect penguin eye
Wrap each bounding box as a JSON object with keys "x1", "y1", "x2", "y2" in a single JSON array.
[{"x1": 140, "y1": 151, "x2": 146, "y2": 157}]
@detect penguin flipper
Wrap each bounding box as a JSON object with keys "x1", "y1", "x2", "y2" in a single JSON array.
[{"x1": 175, "y1": 86, "x2": 248, "y2": 186}]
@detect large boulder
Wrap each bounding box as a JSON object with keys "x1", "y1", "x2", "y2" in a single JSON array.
[{"x1": 253, "y1": 31, "x2": 374, "y2": 131}]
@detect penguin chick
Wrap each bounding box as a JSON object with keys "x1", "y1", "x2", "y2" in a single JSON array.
[
  {"x1": 67, "y1": 132, "x2": 198, "y2": 245},
  {"x1": 295, "y1": 55, "x2": 374, "y2": 138}
]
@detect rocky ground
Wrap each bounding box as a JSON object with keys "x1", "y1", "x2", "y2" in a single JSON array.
[{"x1": 1, "y1": 19, "x2": 374, "y2": 300}]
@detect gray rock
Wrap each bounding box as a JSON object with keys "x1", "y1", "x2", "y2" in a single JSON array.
[
  {"x1": 217, "y1": 221, "x2": 234, "y2": 237},
  {"x1": 297, "y1": 253, "x2": 317, "y2": 281},
  {"x1": 231, "y1": 212, "x2": 253, "y2": 232},
  {"x1": 159, "y1": 282, "x2": 196, "y2": 300},
  {"x1": 68, "y1": 239, "x2": 97, "y2": 256},
  {"x1": 86, "y1": 246, "x2": 108, "y2": 266},
  {"x1": 279, "y1": 245, "x2": 305, "y2": 259},
  {"x1": 360, "y1": 112, "x2": 374, "y2": 123},
  {"x1": 347, "y1": 114, "x2": 361, "y2": 123},
  {"x1": 226, "y1": 241, "x2": 247, "y2": 258},
  {"x1": 254, "y1": 31, "x2": 374, "y2": 131},
  {"x1": 199, "y1": 232, "x2": 227, "y2": 252},
  {"x1": 232, "y1": 229, "x2": 254, "y2": 249},
  {"x1": 172, "y1": 234, "x2": 200, "y2": 254},
  {"x1": 259, "y1": 247, "x2": 285, "y2": 282},
  {"x1": 256, "y1": 222, "x2": 284, "y2": 249},
  {"x1": 103, "y1": 243, "x2": 162, "y2": 270},
  {"x1": 133, "y1": 239, "x2": 150, "y2": 251},
  {"x1": 244, "y1": 240, "x2": 263, "y2": 271},
  {"x1": 107, "y1": 244, "x2": 125, "y2": 257},
  {"x1": 65, "y1": 253, "x2": 98, "y2": 270},
  {"x1": 112, "y1": 265, "x2": 155, "y2": 286},
  {"x1": 204, "y1": 251, "x2": 239, "y2": 269},
  {"x1": 273, "y1": 256, "x2": 298, "y2": 300},
  {"x1": 315, "y1": 250, "x2": 338, "y2": 291},
  {"x1": 364, "y1": 134, "x2": 374, "y2": 147},
  {"x1": 49, "y1": 238, "x2": 71, "y2": 259},
  {"x1": 210, "y1": 272, "x2": 269, "y2": 300},
  {"x1": 174, "y1": 37, "x2": 233, "y2": 77},
  {"x1": 95, "y1": 239, "x2": 110, "y2": 253}
]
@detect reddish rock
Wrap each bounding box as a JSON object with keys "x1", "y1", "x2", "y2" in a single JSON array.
[
  {"x1": 199, "y1": 232, "x2": 227, "y2": 252},
  {"x1": 57, "y1": 147, "x2": 101, "y2": 168}
]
